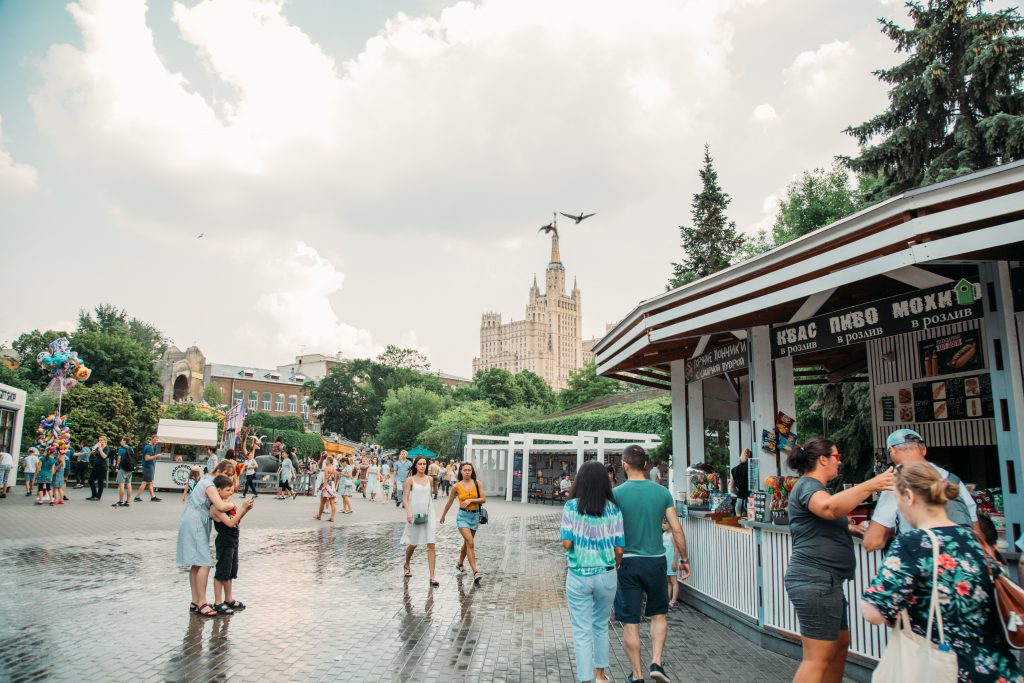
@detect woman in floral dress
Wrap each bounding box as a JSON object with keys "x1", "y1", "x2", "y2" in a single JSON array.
[{"x1": 861, "y1": 462, "x2": 1023, "y2": 683}]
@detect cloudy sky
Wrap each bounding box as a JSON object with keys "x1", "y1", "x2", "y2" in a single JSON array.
[{"x1": 0, "y1": 0, "x2": 997, "y2": 377}]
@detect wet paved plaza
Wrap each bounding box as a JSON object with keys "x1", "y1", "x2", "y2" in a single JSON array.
[{"x1": 0, "y1": 494, "x2": 804, "y2": 682}]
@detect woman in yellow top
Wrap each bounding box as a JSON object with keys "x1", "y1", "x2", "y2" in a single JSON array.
[{"x1": 440, "y1": 462, "x2": 487, "y2": 583}]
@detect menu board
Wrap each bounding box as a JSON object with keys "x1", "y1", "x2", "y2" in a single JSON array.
[
  {"x1": 912, "y1": 374, "x2": 994, "y2": 422},
  {"x1": 918, "y1": 329, "x2": 984, "y2": 376},
  {"x1": 877, "y1": 372, "x2": 993, "y2": 424}
]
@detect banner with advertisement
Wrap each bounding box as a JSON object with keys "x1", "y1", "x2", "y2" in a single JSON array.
[{"x1": 918, "y1": 329, "x2": 984, "y2": 377}]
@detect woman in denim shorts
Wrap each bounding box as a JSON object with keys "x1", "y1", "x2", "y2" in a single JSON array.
[
  {"x1": 784, "y1": 438, "x2": 894, "y2": 682},
  {"x1": 440, "y1": 462, "x2": 486, "y2": 583}
]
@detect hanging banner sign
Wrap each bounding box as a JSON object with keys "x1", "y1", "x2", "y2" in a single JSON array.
[
  {"x1": 770, "y1": 280, "x2": 984, "y2": 359},
  {"x1": 684, "y1": 339, "x2": 748, "y2": 383}
]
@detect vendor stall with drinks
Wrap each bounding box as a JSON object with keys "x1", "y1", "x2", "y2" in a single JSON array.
[{"x1": 593, "y1": 161, "x2": 1024, "y2": 678}]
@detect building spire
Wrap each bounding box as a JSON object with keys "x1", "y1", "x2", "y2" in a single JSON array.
[{"x1": 549, "y1": 212, "x2": 561, "y2": 264}]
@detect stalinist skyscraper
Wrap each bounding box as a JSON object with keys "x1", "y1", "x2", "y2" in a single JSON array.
[{"x1": 472, "y1": 222, "x2": 583, "y2": 391}]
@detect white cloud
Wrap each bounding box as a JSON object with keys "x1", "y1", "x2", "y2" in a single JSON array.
[
  {"x1": 785, "y1": 40, "x2": 854, "y2": 99},
  {"x1": 0, "y1": 116, "x2": 39, "y2": 193},
  {"x1": 746, "y1": 192, "x2": 781, "y2": 236},
  {"x1": 750, "y1": 103, "x2": 777, "y2": 126},
  {"x1": 30, "y1": 0, "x2": 755, "y2": 236},
  {"x1": 250, "y1": 240, "x2": 379, "y2": 360}
]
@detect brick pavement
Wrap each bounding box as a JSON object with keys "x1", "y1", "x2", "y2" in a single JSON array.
[{"x1": 0, "y1": 490, "x2": 805, "y2": 682}]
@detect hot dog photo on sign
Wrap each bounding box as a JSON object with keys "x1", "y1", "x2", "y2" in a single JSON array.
[{"x1": 918, "y1": 329, "x2": 984, "y2": 377}]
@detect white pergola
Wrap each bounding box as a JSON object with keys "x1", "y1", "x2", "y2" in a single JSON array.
[{"x1": 463, "y1": 430, "x2": 662, "y2": 503}]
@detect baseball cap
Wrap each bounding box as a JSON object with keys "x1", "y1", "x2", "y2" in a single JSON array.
[
  {"x1": 886, "y1": 428, "x2": 925, "y2": 449},
  {"x1": 28, "y1": 446, "x2": 38, "y2": 454}
]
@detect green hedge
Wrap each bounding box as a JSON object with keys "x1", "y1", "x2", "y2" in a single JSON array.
[
  {"x1": 245, "y1": 412, "x2": 305, "y2": 433},
  {"x1": 485, "y1": 397, "x2": 671, "y2": 439},
  {"x1": 249, "y1": 427, "x2": 322, "y2": 458}
]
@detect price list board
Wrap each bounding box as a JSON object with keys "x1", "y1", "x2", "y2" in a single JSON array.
[{"x1": 912, "y1": 373, "x2": 993, "y2": 422}]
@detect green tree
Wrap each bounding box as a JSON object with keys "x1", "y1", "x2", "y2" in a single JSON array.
[
  {"x1": 136, "y1": 396, "x2": 161, "y2": 443},
  {"x1": 558, "y1": 362, "x2": 621, "y2": 410},
  {"x1": 376, "y1": 386, "x2": 445, "y2": 450},
  {"x1": 71, "y1": 331, "x2": 161, "y2": 407},
  {"x1": 203, "y1": 383, "x2": 225, "y2": 407},
  {"x1": 844, "y1": 0, "x2": 1024, "y2": 200},
  {"x1": 472, "y1": 368, "x2": 523, "y2": 409},
  {"x1": 21, "y1": 391, "x2": 56, "y2": 450},
  {"x1": 0, "y1": 364, "x2": 35, "y2": 392},
  {"x1": 62, "y1": 383, "x2": 139, "y2": 448},
  {"x1": 77, "y1": 303, "x2": 169, "y2": 360},
  {"x1": 772, "y1": 165, "x2": 859, "y2": 244},
  {"x1": 415, "y1": 400, "x2": 508, "y2": 457},
  {"x1": 668, "y1": 144, "x2": 746, "y2": 289},
  {"x1": 514, "y1": 370, "x2": 556, "y2": 412},
  {"x1": 376, "y1": 345, "x2": 431, "y2": 371},
  {"x1": 309, "y1": 363, "x2": 374, "y2": 438}
]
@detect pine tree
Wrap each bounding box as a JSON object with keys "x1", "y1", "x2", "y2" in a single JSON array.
[
  {"x1": 668, "y1": 145, "x2": 745, "y2": 290},
  {"x1": 844, "y1": 0, "x2": 1024, "y2": 201}
]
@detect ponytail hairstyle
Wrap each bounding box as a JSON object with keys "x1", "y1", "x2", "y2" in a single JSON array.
[
  {"x1": 786, "y1": 437, "x2": 835, "y2": 475},
  {"x1": 895, "y1": 462, "x2": 959, "y2": 506}
]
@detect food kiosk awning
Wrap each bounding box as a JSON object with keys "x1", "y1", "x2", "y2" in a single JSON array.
[
  {"x1": 595, "y1": 159, "x2": 1024, "y2": 383},
  {"x1": 156, "y1": 418, "x2": 218, "y2": 446}
]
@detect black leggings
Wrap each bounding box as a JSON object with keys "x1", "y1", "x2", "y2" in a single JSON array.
[
  {"x1": 89, "y1": 467, "x2": 106, "y2": 498},
  {"x1": 243, "y1": 474, "x2": 257, "y2": 496},
  {"x1": 74, "y1": 461, "x2": 89, "y2": 485}
]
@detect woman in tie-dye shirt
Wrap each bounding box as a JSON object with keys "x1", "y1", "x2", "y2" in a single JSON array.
[{"x1": 561, "y1": 460, "x2": 625, "y2": 683}]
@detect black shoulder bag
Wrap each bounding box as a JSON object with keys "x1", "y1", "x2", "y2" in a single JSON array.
[{"x1": 475, "y1": 481, "x2": 488, "y2": 525}]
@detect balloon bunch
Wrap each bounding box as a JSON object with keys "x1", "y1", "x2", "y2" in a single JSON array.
[
  {"x1": 36, "y1": 337, "x2": 92, "y2": 394},
  {"x1": 37, "y1": 413, "x2": 72, "y2": 456}
]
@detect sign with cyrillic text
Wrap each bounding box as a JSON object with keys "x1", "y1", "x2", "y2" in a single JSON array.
[
  {"x1": 684, "y1": 339, "x2": 748, "y2": 383},
  {"x1": 770, "y1": 281, "x2": 983, "y2": 359}
]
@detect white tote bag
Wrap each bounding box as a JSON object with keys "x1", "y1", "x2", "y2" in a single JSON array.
[{"x1": 872, "y1": 528, "x2": 958, "y2": 682}]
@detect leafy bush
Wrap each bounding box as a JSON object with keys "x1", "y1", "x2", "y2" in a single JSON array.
[
  {"x1": 245, "y1": 412, "x2": 305, "y2": 433},
  {"x1": 247, "y1": 427, "x2": 323, "y2": 458},
  {"x1": 485, "y1": 397, "x2": 671, "y2": 440}
]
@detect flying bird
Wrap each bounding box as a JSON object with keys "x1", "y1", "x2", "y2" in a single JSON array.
[
  {"x1": 196, "y1": 233, "x2": 204, "y2": 239},
  {"x1": 538, "y1": 222, "x2": 558, "y2": 237},
  {"x1": 560, "y1": 211, "x2": 596, "y2": 224}
]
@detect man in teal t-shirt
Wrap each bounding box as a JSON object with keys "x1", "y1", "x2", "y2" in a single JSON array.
[{"x1": 613, "y1": 445, "x2": 689, "y2": 683}]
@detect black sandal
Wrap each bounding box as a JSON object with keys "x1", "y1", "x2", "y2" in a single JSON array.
[
  {"x1": 196, "y1": 603, "x2": 217, "y2": 617},
  {"x1": 213, "y1": 602, "x2": 235, "y2": 615},
  {"x1": 226, "y1": 600, "x2": 246, "y2": 610},
  {"x1": 189, "y1": 602, "x2": 198, "y2": 612},
  {"x1": 430, "y1": 578, "x2": 440, "y2": 587}
]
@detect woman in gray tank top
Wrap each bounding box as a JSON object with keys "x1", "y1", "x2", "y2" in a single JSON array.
[{"x1": 784, "y1": 438, "x2": 894, "y2": 683}]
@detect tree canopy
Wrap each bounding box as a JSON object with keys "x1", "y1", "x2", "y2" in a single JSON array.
[
  {"x1": 376, "y1": 386, "x2": 445, "y2": 450},
  {"x1": 844, "y1": 0, "x2": 1024, "y2": 200},
  {"x1": 668, "y1": 144, "x2": 746, "y2": 289},
  {"x1": 558, "y1": 361, "x2": 623, "y2": 410}
]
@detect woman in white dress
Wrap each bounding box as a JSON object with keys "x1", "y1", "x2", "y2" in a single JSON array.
[
  {"x1": 402, "y1": 456, "x2": 439, "y2": 586},
  {"x1": 366, "y1": 456, "x2": 382, "y2": 501}
]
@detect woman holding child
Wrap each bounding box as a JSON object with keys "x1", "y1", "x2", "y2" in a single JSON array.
[{"x1": 176, "y1": 460, "x2": 239, "y2": 618}]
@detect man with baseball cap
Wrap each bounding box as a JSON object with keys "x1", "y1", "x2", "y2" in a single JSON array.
[{"x1": 862, "y1": 428, "x2": 979, "y2": 552}]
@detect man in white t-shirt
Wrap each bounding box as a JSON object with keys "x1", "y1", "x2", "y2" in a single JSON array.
[
  {"x1": 0, "y1": 450, "x2": 13, "y2": 497},
  {"x1": 649, "y1": 464, "x2": 662, "y2": 485},
  {"x1": 862, "y1": 428, "x2": 979, "y2": 552},
  {"x1": 23, "y1": 448, "x2": 39, "y2": 496}
]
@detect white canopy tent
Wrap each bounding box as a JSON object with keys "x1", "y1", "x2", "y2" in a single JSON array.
[{"x1": 156, "y1": 418, "x2": 218, "y2": 447}]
